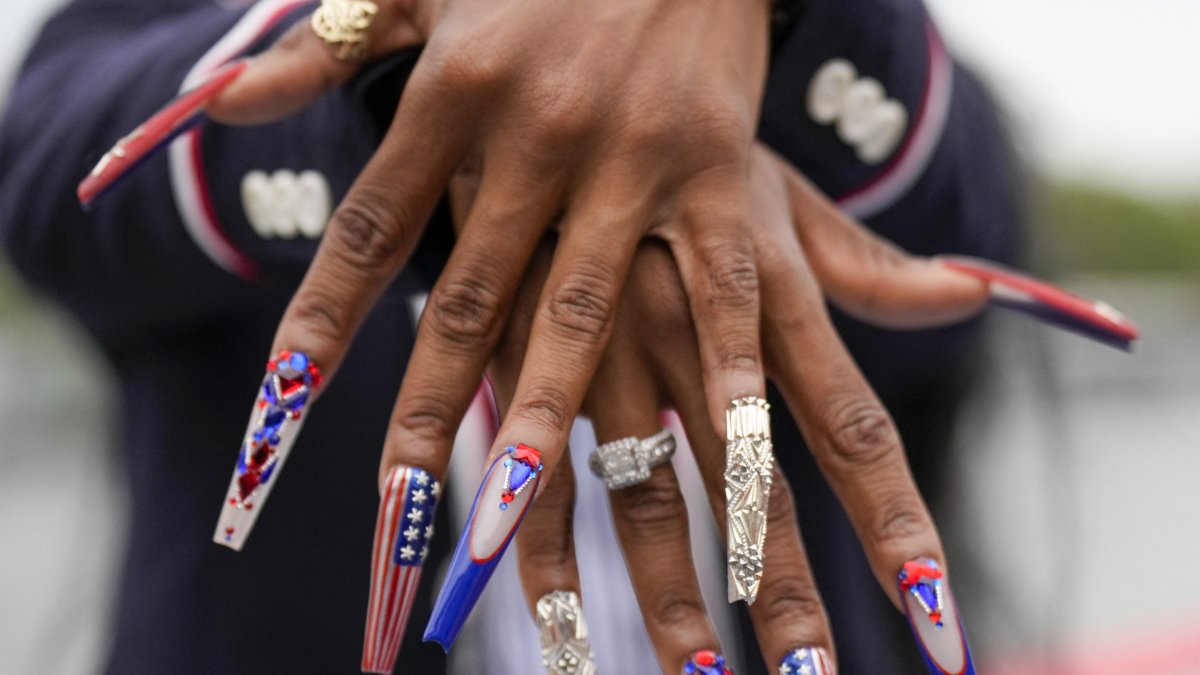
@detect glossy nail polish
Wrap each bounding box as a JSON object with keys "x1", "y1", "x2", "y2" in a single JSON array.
[
  {"x1": 937, "y1": 255, "x2": 1138, "y2": 349},
  {"x1": 362, "y1": 466, "x2": 441, "y2": 674},
  {"x1": 898, "y1": 558, "x2": 975, "y2": 675},
  {"x1": 213, "y1": 349, "x2": 322, "y2": 551},
  {"x1": 778, "y1": 647, "x2": 834, "y2": 675},
  {"x1": 684, "y1": 649, "x2": 733, "y2": 675},
  {"x1": 423, "y1": 443, "x2": 543, "y2": 651},
  {"x1": 536, "y1": 590, "x2": 597, "y2": 675},
  {"x1": 77, "y1": 59, "x2": 249, "y2": 208}
]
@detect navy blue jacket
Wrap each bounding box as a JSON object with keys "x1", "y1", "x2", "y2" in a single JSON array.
[{"x1": 0, "y1": 0, "x2": 1018, "y2": 672}]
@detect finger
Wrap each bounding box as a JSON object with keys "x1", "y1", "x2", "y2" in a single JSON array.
[
  {"x1": 425, "y1": 169, "x2": 652, "y2": 650},
  {"x1": 207, "y1": 3, "x2": 425, "y2": 125},
  {"x1": 755, "y1": 210, "x2": 976, "y2": 673},
  {"x1": 669, "y1": 174, "x2": 767, "y2": 436},
  {"x1": 668, "y1": 174, "x2": 769, "y2": 605},
  {"x1": 513, "y1": 458, "x2": 601, "y2": 675},
  {"x1": 759, "y1": 147, "x2": 990, "y2": 329},
  {"x1": 585, "y1": 349, "x2": 724, "y2": 672},
  {"x1": 629, "y1": 246, "x2": 839, "y2": 674},
  {"x1": 212, "y1": 60, "x2": 471, "y2": 550}
]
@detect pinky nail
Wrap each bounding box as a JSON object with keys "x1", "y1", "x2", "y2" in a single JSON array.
[
  {"x1": 213, "y1": 350, "x2": 323, "y2": 551},
  {"x1": 423, "y1": 443, "x2": 544, "y2": 651},
  {"x1": 936, "y1": 255, "x2": 1138, "y2": 349},
  {"x1": 684, "y1": 649, "x2": 733, "y2": 675},
  {"x1": 779, "y1": 647, "x2": 834, "y2": 675},
  {"x1": 362, "y1": 466, "x2": 441, "y2": 674},
  {"x1": 77, "y1": 59, "x2": 249, "y2": 208},
  {"x1": 898, "y1": 558, "x2": 976, "y2": 675}
]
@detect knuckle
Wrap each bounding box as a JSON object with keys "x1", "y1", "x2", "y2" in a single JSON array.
[
  {"x1": 327, "y1": 194, "x2": 409, "y2": 269},
  {"x1": 394, "y1": 394, "x2": 459, "y2": 445},
  {"x1": 870, "y1": 494, "x2": 933, "y2": 553},
  {"x1": 612, "y1": 475, "x2": 688, "y2": 537},
  {"x1": 714, "y1": 333, "x2": 761, "y2": 373},
  {"x1": 424, "y1": 267, "x2": 506, "y2": 347},
  {"x1": 543, "y1": 264, "x2": 617, "y2": 345},
  {"x1": 432, "y1": 47, "x2": 508, "y2": 91},
  {"x1": 823, "y1": 396, "x2": 901, "y2": 468},
  {"x1": 286, "y1": 287, "x2": 352, "y2": 346},
  {"x1": 703, "y1": 244, "x2": 759, "y2": 307},
  {"x1": 511, "y1": 383, "x2": 573, "y2": 435},
  {"x1": 648, "y1": 587, "x2": 708, "y2": 629},
  {"x1": 756, "y1": 576, "x2": 825, "y2": 627}
]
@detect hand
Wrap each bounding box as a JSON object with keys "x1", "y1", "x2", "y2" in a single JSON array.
[
  {"x1": 472, "y1": 144, "x2": 982, "y2": 673},
  {"x1": 213, "y1": 0, "x2": 780, "y2": 589}
]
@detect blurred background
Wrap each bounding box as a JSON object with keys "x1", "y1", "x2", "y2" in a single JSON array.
[{"x1": 1, "y1": 1, "x2": 1197, "y2": 673}]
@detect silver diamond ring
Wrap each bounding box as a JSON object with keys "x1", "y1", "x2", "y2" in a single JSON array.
[{"x1": 587, "y1": 428, "x2": 676, "y2": 491}]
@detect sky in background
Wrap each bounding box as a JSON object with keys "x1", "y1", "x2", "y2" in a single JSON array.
[{"x1": 2, "y1": 0, "x2": 1198, "y2": 196}]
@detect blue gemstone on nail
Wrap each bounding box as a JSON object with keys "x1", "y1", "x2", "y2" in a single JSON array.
[
  {"x1": 914, "y1": 583, "x2": 938, "y2": 609},
  {"x1": 508, "y1": 463, "x2": 532, "y2": 490},
  {"x1": 289, "y1": 353, "x2": 308, "y2": 371},
  {"x1": 504, "y1": 459, "x2": 512, "y2": 467},
  {"x1": 499, "y1": 503, "x2": 508, "y2": 510}
]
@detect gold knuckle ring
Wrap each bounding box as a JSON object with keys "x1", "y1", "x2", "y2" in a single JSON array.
[{"x1": 311, "y1": 0, "x2": 379, "y2": 62}]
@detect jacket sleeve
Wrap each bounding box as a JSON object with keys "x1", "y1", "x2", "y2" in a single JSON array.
[{"x1": 0, "y1": 0, "x2": 418, "y2": 345}]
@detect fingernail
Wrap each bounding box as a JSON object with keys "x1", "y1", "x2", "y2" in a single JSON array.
[
  {"x1": 897, "y1": 557, "x2": 976, "y2": 675},
  {"x1": 779, "y1": 647, "x2": 834, "y2": 675},
  {"x1": 361, "y1": 466, "x2": 440, "y2": 673},
  {"x1": 213, "y1": 349, "x2": 323, "y2": 550},
  {"x1": 683, "y1": 649, "x2": 733, "y2": 674},
  {"x1": 77, "y1": 59, "x2": 249, "y2": 208},
  {"x1": 536, "y1": 590, "x2": 597, "y2": 675},
  {"x1": 423, "y1": 443, "x2": 544, "y2": 650},
  {"x1": 725, "y1": 396, "x2": 774, "y2": 604},
  {"x1": 935, "y1": 255, "x2": 1139, "y2": 349}
]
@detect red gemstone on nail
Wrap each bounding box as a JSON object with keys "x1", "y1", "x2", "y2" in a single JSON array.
[
  {"x1": 930, "y1": 611, "x2": 942, "y2": 624},
  {"x1": 501, "y1": 493, "x2": 514, "y2": 503},
  {"x1": 695, "y1": 650, "x2": 715, "y2": 666},
  {"x1": 225, "y1": 527, "x2": 234, "y2": 536},
  {"x1": 237, "y1": 472, "x2": 260, "y2": 499}
]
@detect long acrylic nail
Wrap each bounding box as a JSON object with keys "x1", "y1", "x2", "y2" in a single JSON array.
[
  {"x1": 213, "y1": 349, "x2": 322, "y2": 551},
  {"x1": 423, "y1": 443, "x2": 544, "y2": 650},
  {"x1": 536, "y1": 590, "x2": 597, "y2": 675},
  {"x1": 897, "y1": 558, "x2": 975, "y2": 675},
  {"x1": 362, "y1": 466, "x2": 440, "y2": 673},
  {"x1": 77, "y1": 59, "x2": 249, "y2": 209},
  {"x1": 683, "y1": 649, "x2": 734, "y2": 674},
  {"x1": 779, "y1": 647, "x2": 834, "y2": 675},
  {"x1": 725, "y1": 396, "x2": 774, "y2": 604},
  {"x1": 936, "y1": 255, "x2": 1138, "y2": 349}
]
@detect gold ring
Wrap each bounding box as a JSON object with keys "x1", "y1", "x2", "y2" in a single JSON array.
[{"x1": 311, "y1": 0, "x2": 379, "y2": 62}]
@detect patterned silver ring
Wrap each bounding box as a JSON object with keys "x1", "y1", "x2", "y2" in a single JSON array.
[{"x1": 587, "y1": 428, "x2": 676, "y2": 491}]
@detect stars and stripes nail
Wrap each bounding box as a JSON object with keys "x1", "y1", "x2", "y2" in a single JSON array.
[
  {"x1": 213, "y1": 349, "x2": 322, "y2": 551},
  {"x1": 779, "y1": 647, "x2": 833, "y2": 675},
  {"x1": 362, "y1": 466, "x2": 440, "y2": 674}
]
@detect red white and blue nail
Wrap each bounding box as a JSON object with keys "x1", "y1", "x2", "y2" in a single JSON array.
[
  {"x1": 684, "y1": 649, "x2": 733, "y2": 674},
  {"x1": 779, "y1": 647, "x2": 834, "y2": 675},
  {"x1": 77, "y1": 59, "x2": 248, "y2": 209},
  {"x1": 936, "y1": 256, "x2": 1138, "y2": 350},
  {"x1": 213, "y1": 350, "x2": 322, "y2": 551},
  {"x1": 898, "y1": 558, "x2": 975, "y2": 675},
  {"x1": 362, "y1": 466, "x2": 441, "y2": 674},
  {"x1": 423, "y1": 443, "x2": 543, "y2": 651}
]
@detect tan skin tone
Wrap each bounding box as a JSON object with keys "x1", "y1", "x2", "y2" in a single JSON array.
[{"x1": 207, "y1": 3, "x2": 992, "y2": 663}]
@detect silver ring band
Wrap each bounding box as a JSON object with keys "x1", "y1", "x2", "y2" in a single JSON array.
[{"x1": 587, "y1": 428, "x2": 676, "y2": 491}]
